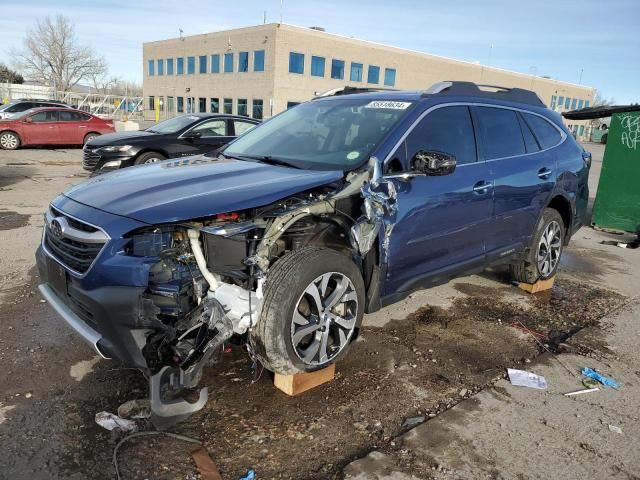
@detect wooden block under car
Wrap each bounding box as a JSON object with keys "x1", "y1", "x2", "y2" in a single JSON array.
[
  {"x1": 518, "y1": 275, "x2": 555, "y2": 294},
  {"x1": 274, "y1": 363, "x2": 336, "y2": 396}
]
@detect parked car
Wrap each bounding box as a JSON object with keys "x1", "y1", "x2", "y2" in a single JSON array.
[
  {"x1": 82, "y1": 113, "x2": 260, "y2": 172},
  {"x1": 0, "y1": 108, "x2": 115, "y2": 149},
  {"x1": 592, "y1": 123, "x2": 609, "y2": 144},
  {"x1": 37, "y1": 81, "x2": 590, "y2": 423},
  {"x1": 0, "y1": 99, "x2": 70, "y2": 119}
]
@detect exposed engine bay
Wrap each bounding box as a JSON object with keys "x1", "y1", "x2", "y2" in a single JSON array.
[{"x1": 137, "y1": 162, "x2": 395, "y2": 427}]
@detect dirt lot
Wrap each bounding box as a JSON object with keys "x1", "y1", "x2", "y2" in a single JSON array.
[{"x1": 1, "y1": 143, "x2": 635, "y2": 480}]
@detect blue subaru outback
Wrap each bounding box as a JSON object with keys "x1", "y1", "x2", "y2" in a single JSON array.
[{"x1": 37, "y1": 81, "x2": 590, "y2": 422}]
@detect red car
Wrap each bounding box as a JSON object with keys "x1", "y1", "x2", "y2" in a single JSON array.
[{"x1": 0, "y1": 107, "x2": 115, "y2": 150}]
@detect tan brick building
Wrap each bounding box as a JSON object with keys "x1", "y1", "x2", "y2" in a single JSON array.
[{"x1": 143, "y1": 23, "x2": 595, "y2": 136}]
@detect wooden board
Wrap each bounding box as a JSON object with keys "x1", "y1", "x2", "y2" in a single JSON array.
[
  {"x1": 518, "y1": 275, "x2": 555, "y2": 294},
  {"x1": 274, "y1": 364, "x2": 336, "y2": 396}
]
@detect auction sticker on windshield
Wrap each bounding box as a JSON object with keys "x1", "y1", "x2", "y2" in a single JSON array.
[{"x1": 365, "y1": 101, "x2": 412, "y2": 110}]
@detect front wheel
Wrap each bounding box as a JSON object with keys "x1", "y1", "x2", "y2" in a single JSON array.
[
  {"x1": 510, "y1": 208, "x2": 565, "y2": 284},
  {"x1": 83, "y1": 133, "x2": 100, "y2": 145},
  {"x1": 251, "y1": 247, "x2": 365, "y2": 375},
  {"x1": 135, "y1": 152, "x2": 166, "y2": 165},
  {"x1": 0, "y1": 131, "x2": 20, "y2": 150}
]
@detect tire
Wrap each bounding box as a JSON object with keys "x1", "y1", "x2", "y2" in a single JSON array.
[
  {"x1": 601, "y1": 133, "x2": 608, "y2": 144},
  {"x1": 251, "y1": 246, "x2": 365, "y2": 375},
  {"x1": 83, "y1": 133, "x2": 100, "y2": 145},
  {"x1": 134, "y1": 152, "x2": 166, "y2": 165},
  {"x1": 0, "y1": 131, "x2": 20, "y2": 150},
  {"x1": 510, "y1": 208, "x2": 565, "y2": 284}
]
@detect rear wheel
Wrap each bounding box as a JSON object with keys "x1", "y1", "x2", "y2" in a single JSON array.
[
  {"x1": 83, "y1": 133, "x2": 100, "y2": 145},
  {"x1": 0, "y1": 131, "x2": 20, "y2": 150},
  {"x1": 601, "y1": 133, "x2": 608, "y2": 144},
  {"x1": 251, "y1": 246, "x2": 365, "y2": 375},
  {"x1": 510, "y1": 208, "x2": 565, "y2": 284},
  {"x1": 135, "y1": 151, "x2": 166, "y2": 165}
]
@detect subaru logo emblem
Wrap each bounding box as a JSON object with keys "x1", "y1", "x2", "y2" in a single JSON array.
[{"x1": 51, "y1": 219, "x2": 63, "y2": 238}]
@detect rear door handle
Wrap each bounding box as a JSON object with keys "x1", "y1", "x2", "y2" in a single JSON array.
[
  {"x1": 473, "y1": 181, "x2": 493, "y2": 194},
  {"x1": 538, "y1": 168, "x2": 553, "y2": 179}
]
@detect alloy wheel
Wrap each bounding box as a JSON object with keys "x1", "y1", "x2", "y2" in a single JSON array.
[
  {"x1": 290, "y1": 272, "x2": 358, "y2": 366},
  {"x1": 537, "y1": 220, "x2": 562, "y2": 277},
  {"x1": 0, "y1": 133, "x2": 18, "y2": 149},
  {"x1": 144, "y1": 157, "x2": 161, "y2": 164}
]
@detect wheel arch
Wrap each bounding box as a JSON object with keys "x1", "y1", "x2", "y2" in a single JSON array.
[
  {"x1": 547, "y1": 193, "x2": 573, "y2": 244},
  {"x1": 0, "y1": 129, "x2": 22, "y2": 144}
]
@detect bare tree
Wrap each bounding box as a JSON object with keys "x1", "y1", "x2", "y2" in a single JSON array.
[
  {"x1": 592, "y1": 89, "x2": 615, "y2": 107},
  {"x1": 0, "y1": 64, "x2": 24, "y2": 84},
  {"x1": 12, "y1": 15, "x2": 107, "y2": 93}
]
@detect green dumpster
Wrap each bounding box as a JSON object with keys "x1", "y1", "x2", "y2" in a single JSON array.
[{"x1": 564, "y1": 105, "x2": 640, "y2": 233}]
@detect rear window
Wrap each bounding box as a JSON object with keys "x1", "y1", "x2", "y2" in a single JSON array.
[
  {"x1": 476, "y1": 107, "x2": 525, "y2": 160},
  {"x1": 523, "y1": 113, "x2": 562, "y2": 150}
]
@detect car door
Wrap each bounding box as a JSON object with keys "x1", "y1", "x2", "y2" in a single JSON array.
[
  {"x1": 382, "y1": 105, "x2": 493, "y2": 296},
  {"x1": 231, "y1": 119, "x2": 258, "y2": 138},
  {"x1": 22, "y1": 110, "x2": 60, "y2": 145},
  {"x1": 57, "y1": 110, "x2": 85, "y2": 144},
  {"x1": 475, "y1": 106, "x2": 558, "y2": 258}
]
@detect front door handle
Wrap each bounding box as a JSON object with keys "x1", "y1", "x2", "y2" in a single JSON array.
[
  {"x1": 538, "y1": 167, "x2": 553, "y2": 179},
  {"x1": 473, "y1": 181, "x2": 493, "y2": 194}
]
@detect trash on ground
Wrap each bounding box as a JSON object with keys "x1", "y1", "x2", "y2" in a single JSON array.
[
  {"x1": 583, "y1": 378, "x2": 599, "y2": 389},
  {"x1": 239, "y1": 469, "x2": 256, "y2": 480},
  {"x1": 581, "y1": 367, "x2": 621, "y2": 389},
  {"x1": 599, "y1": 239, "x2": 639, "y2": 249},
  {"x1": 191, "y1": 447, "x2": 224, "y2": 480},
  {"x1": 608, "y1": 424, "x2": 623, "y2": 434},
  {"x1": 117, "y1": 399, "x2": 151, "y2": 419},
  {"x1": 507, "y1": 368, "x2": 548, "y2": 389},
  {"x1": 95, "y1": 411, "x2": 137, "y2": 432},
  {"x1": 402, "y1": 415, "x2": 426, "y2": 428},
  {"x1": 564, "y1": 387, "x2": 600, "y2": 397}
]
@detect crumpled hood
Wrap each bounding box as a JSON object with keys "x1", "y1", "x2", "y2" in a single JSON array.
[{"x1": 64, "y1": 155, "x2": 344, "y2": 224}]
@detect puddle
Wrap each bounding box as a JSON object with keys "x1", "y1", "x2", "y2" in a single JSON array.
[{"x1": 0, "y1": 211, "x2": 30, "y2": 231}]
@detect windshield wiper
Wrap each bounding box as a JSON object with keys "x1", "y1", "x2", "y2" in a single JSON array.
[{"x1": 224, "y1": 153, "x2": 300, "y2": 169}]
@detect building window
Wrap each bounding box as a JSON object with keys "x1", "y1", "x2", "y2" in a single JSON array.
[
  {"x1": 211, "y1": 54, "x2": 220, "y2": 74},
  {"x1": 224, "y1": 53, "x2": 233, "y2": 73},
  {"x1": 254, "y1": 50, "x2": 265, "y2": 71},
  {"x1": 350, "y1": 62, "x2": 363, "y2": 82},
  {"x1": 177, "y1": 96, "x2": 184, "y2": 113},
  {"x1": 331, "y1": 59, "x2": 345, "y2": 80},
  {"x1": 157, "y1": 59, "x2": 164, "y2": 76},
  {"x1": 166, "y1": 58, "x2": 174, "y2": 75},
  {"x1": 289, "y1": 52, "x2": 304, "y2": 74},
  {"x1": 384, "y1": 68, "x2": 396, "y2": 87},
  {"x1": 311, "y1": 56, "x2": 325, "y2": 77},
  {"x1": 177, "y1": 57, "x2": 184, "y2": 75},
  {"x1": 550, "y1": 95, "x2": 557, "y2": 109},
  {"x1": 223, "y1": 98, "x2": 233, "y2": 114},
  {"x1": 557, "y1": 96, "x2": 564, "y2": 109},
  {"x1": 198, "y1": 97, "x2": 206, "y2": 113},
  {"x1": 578, "y1": 99, "x2": 584, "y2": 109},
  {"x1": 210, "y1": 98, "x2": 219, "y2": 113},
  {"x1": 571, "y1": 98, "x2": 577, "y2": 109},
  {"x1": 148, "y1": 96, "x2": 155, "y2": 110},
  {"x1": 252, "y1": 99, "x2": 263, "y2": 119},
  {"x1": 239, "y1": 52, "x2": 249, "y2": 72},
  {"x1": 199, "y1": 55, "x2": 207, "y2": 74},
  {"x1": 187, "y1": 56, "x2": 195, "y2": 74},
  {"x1": 585, "y1": 100, "x2": 590, "y2": 108},
  {"x1": 287, "y1": 101, "x2": 300, "y2": 109},
  {"x1": 147, "y1": 60, "x2": 154, "y2": 76},
  {"x1": 564, "y1": 97, "x2": 571, "y2": 108},
  {"x1": 237, "y1": 98, "x2": 248, "y2": 116},
  {"x1": 167, "y1": 96, "x2": 175, "y2": 114},
  {"x1": 368, "y1": 65, "x2": 380, "y2": 84}
]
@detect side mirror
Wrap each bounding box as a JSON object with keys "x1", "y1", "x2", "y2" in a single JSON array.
[
  {"x1": 411, "y1": 150, "x2": 456, "y2": 176},
  {"x1": 183, "y1": 130, "x2": 202, "y2": 139}
]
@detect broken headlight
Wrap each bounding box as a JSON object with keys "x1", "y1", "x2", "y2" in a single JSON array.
[{"x1": 127, "y1": 226, "x2": 180, "y2": 257}]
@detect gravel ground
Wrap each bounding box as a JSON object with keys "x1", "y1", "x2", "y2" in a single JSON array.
[{"x1": 2, "y1": 143, "x2": 636, "y2": 480}]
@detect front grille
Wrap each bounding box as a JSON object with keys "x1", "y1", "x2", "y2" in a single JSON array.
[
  {"x1": 44, "y1": 208, "x2": 107, "y2": 275},
  {"x1": 82, "y1": 145, "x2": 100, "y2": 170}
]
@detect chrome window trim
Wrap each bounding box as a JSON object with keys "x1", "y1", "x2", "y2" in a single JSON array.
[
  {"x1": 42, "y1": 205, "x2": 111, "y2": 278},
  {"x1": 382, "y1": 102, "x2": 567, "y2": 169}
]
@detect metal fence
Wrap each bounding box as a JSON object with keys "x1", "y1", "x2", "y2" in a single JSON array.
[{"x1": 1, "y1": 83, "x2": 143, "y2": 121}]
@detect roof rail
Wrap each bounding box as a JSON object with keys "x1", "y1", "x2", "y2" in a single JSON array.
[
  {"x1": 422, "y1": 81, "x2": 545, "y2": 107},
  {"x1": 313, "y1": 86, "x2": 396, "y2": 99}
]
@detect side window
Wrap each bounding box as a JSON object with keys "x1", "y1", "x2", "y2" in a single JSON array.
[
  {"x1": 192, "y1": 119, "x2": 227, "y2": 137},
  {"x1": 234, "y1": 120, "x2": 255, "y2": 136},
  {"x1": 31, "y1": 111, "x2": 59, "y2": 122},
  {"x1": 80, "y1": 113, "x2": 92, "y2": 121},
  {"x1": 476, "y1": 107, "x2": 525, "y2": 160},
  {"x1": 522, "y1": 113, "x2": 562, "y2": 150},
  {"x1": 517, "y1": 113, "x2": 540, "y2": 153},
  {"x1": 59, "y1": 111, "x2": 83, "y2": 122},
  {"x1": 405, "y1": 106, "x2": 477, "y2": 166}
]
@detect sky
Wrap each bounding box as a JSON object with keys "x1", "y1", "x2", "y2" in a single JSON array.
[{"x1": 0, "y1": 0, "x2": 638, "y2": 103}]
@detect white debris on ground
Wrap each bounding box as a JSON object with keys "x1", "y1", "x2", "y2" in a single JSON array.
[
  {"x1": 0, "y1": 403, "x2": 16, "y2": 425},
  {"x1": 69, "y1": 355, "x2": 102, "y2": 382}
]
